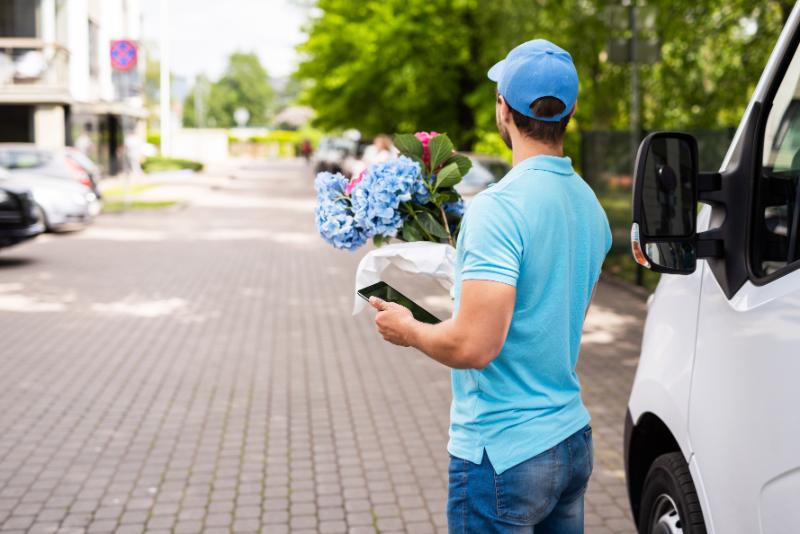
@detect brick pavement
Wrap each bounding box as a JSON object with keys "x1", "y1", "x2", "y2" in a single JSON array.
[{"x1": 0, "y1": 160, "x2": 643, "y2": 533}]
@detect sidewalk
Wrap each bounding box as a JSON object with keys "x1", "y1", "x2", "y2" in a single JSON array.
[{"x1": 0, "y1": 159, "x2": 641, "y2": 533}]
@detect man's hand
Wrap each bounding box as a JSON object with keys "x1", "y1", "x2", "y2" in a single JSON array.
[
  {"x1": 369, "y1": 297, "x2": 415, "y2": 346},
  {"x1": 367, "y1": 280, "x2": 515, "y2": 370}
]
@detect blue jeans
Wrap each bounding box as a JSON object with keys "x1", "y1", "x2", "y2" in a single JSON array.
[{"x1": 448, "y1": 425, "x2": 593, "y2": 533}]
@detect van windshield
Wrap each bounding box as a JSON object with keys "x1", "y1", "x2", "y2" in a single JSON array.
[{"x1": 757, "y1": 46, "x2": 800, "y2": 276}]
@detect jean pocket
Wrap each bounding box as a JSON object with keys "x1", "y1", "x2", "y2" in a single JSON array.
[
  {"x1": 583, "y1": 426, "x2": 594, "y2": 471},
  {"x1": 493, "y1": 447, "x2": 559, "y2": 525}
]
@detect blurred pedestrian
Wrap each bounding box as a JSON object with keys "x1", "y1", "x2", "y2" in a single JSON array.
[
  {"x1": 75, "y1": 124, "x2": 94, "y2": 158},
  {"x1": 301, "y1": 138, "x2": 313, "y2": 163},
  {"x1": 362, "y1": 134, "x2": 394, "y2": 166},
  {"x1": 368, "y1": 39, "x2": 612, "y2": 533}
]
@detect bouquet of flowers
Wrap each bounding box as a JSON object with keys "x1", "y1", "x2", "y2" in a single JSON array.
[{"x1": 314, "y1": 132, "x2": 471, "y2": 250}]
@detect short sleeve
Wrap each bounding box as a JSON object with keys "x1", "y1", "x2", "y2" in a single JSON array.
[{"x1": 459, "y1": 194, "x2": 525, "y2": 287}]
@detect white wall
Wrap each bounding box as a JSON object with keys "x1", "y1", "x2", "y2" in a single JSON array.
[
  {"x1": 171, "y1": 129, "x2": 230, "y2": 164},
  {"x1": 34, "y1": 105, "x2": 66, "y2": 147},
  {"x1": 67, "y1": 0, "x2": 90, "y2": 101}
]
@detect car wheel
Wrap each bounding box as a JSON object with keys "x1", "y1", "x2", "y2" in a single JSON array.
[
  {"x1": 35, "y1": 204, "x2": 50, "y2": 232},
  {"x1": 638, "y1": 452, "x2": 707, "y2": 534}
]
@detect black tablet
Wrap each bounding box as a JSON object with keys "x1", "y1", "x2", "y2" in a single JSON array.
[{"x1": 357, "y1": 281, "x2": 441, "y2": 324}]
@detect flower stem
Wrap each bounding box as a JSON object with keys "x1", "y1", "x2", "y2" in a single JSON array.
[{"x1": 439, "y1": 204, "x2": 455, "y2": 247}]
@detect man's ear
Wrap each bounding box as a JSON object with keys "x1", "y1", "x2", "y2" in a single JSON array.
[{"x1": 497, "y1": 94, "x2": 512, "y2": 124}]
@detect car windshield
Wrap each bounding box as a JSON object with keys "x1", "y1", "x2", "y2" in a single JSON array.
[
  {"x1": 461, "y1": 163, "x2": 495, "y2": 187},
  {"x1": 0, "y1": 149, "x2": 51, "y2": 170},
  {"x1": 481, "y1": 160, "x2": 511, "y2": 181},
  {"x1": 66, "y1": 150, "x2": 96, "y2": 171}
]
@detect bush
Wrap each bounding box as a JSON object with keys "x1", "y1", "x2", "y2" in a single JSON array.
[
  {"x1": 142, "y1": 156, "x2": 203, "y2": 173},
  {"x1": 146, "y1": 132, "x2": 161, "y2": 148}
]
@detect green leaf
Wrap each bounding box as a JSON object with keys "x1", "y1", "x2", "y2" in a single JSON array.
[
  {"x1": 372, "y1": 235, "x2": 390, "y2": 247},
  {"x1": 393, "y1": 134, "x2": 423, "y2": 158},
  {"x1": 428, "y1": 134, "x2": 454, "y2": 170},
  {"x1": 447, "y1": 154, "x2": 472, "y2": 176},
  {"x1": 432, "y1": 189, "x2": 460, "y2": 204},
  {"x1": 417, "y1": 211, "x2": 450, "y2": 239},
  {"x1": 435, "y1": 162, "x2": 462, "y2": 189},
  {"x1": 401, "y1": 220, "x2": 424, "y2": 242},
  {"x1": 406, "y1": 153, "x2": 426, "y2": 171}
]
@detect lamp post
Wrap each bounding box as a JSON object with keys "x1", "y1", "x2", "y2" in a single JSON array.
[
  {"x1": 159, "y1": 0, "x2": 171, "y2": 156},
  {"x1": 628, "y1": 0, "x2": 642, "y2": 285},
  {"x1": 607, "y1": 1, "x2": 659, "y2": 285}
]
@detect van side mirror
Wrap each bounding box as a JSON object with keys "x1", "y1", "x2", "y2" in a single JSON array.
[{"x1": 631, "y1": 132, "x2": 700, "y2": 274}]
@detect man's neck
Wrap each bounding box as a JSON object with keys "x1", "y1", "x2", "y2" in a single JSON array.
[{"x1": 511, "y1": 138, "x2": 563, "y2": 166}]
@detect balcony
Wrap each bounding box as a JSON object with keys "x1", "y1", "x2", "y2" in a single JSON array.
[{"x1": 0, "y1": 38, "x2": 70, "y2": 103}]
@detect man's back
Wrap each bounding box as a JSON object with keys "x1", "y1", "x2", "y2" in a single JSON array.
[{"x1": 450, "y1": 154, "x2": 612, "y2": 475}]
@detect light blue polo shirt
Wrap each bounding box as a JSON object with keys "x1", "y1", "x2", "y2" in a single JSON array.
[{"x1": 449, "y1": 155, "x2": 612, "y2": 474}]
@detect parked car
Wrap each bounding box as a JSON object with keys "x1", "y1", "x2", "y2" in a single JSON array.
[
  {"x1": 625, "y1": 5, "x2": 800, "y2": 533},
  {"x1": 313, "y1": 136, "x2": 371, "y2": 176},
  {"x1": 454, "y1": 154, "x2": 512, "y2": 200},
  {"x1": 0, "y1": 184, "x2": 44, "y2": 248},
  {"x1": 0, "y1": 143, "x2": 102, "y2": 199},
  {"x1": 0, "y1": 167, "x2": 96, "y2": 232}
]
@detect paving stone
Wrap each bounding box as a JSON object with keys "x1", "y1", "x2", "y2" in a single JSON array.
[{"x1": 0, "y1": 161, "x2": 642, "y2": 534}]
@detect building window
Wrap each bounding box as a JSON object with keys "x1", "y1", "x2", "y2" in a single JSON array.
[
  {"x1": 88, "y1": 18, "x2": 99, "y2": 77},
  {"x1": 0, "y1": 0, "x2": 40, "y2": 38}
]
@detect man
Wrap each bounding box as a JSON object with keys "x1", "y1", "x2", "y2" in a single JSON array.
[{"x1": 369, "y1": 39, "x2": 612, "y2": 533}]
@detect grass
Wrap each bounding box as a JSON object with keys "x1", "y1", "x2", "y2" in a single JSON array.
[
  {"x1": 597, "y1": 191, "x2": 661, "y2": 291},
  {"x1": 100, "y1": 183, "x2": 159, "y2": 198},
  {"x1": 102, "y1": 200, "x2": 179, "y2": 213},
  {"x1": 142, "y1": 156, "x2": 203, "y2": 173}
]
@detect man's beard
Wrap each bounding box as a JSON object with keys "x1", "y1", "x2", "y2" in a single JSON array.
[{"x1": 497, "y1": 117, "x2": 512, "y2": 149}]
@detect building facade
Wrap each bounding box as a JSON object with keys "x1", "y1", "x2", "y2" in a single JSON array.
[{"x1": 0, "y1": 0, "x2": 145, "y2": 174}]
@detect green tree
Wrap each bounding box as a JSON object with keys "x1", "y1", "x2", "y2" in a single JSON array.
[
  {"x1": 296, "y1": 0, "x2": 487, "y2": 149},
  {"x1": 184, "y1": 52, "x2": 274, "y2": 127},
  {"x1": 297, "y1": 1, "x2": 788, "y2": 152}
]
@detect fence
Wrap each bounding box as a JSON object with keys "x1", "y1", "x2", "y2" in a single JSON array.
[{"x1": 580, "y1": 128, "x2": 736, "y2": 192}]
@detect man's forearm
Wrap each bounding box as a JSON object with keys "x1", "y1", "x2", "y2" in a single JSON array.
[{"x1": 407, "y1": 319, "x2": 484, "y2": 369}]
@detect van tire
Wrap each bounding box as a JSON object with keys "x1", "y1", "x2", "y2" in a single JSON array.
[{"x1": 638, "y1": 452, "x2": 707, "y2": 534}]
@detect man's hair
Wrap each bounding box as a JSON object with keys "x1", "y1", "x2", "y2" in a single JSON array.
[{"x1": 510, "y1": 96, "x2": 571, "y2": 146}]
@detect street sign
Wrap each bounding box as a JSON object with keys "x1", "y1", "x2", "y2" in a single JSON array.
[{"x1": 110, "y1": 40, "x2": 138, "y2": 71}]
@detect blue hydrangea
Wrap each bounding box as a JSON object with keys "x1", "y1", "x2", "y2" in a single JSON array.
[
  {"x1": 351, "y1": 156, "x2": 423, "y2": 237},
  {"x1": 444, "y1": 198, "x2": 465, "y2": 218},
  {"x1": 314, "y1": 171, "x2": 369, "y2": 250},
  {"x1": 413, "y1": 174, "x2": 432, "y2": 204}
]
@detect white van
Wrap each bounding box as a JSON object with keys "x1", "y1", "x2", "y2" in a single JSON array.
[{"x1": 625, "y1": 5, "x2": 800, "y2": 534}]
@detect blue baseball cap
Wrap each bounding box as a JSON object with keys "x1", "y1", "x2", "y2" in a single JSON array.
[{"x1": 488, "y1": 39, "x2": 578, "y2": 122}]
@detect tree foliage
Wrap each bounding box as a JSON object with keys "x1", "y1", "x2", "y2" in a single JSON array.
[
  {"x1": 296, "y1": 0, "x2": 790, "y2": 150},
  {"x1": 184, "y1": 52, "x2": 275, "y2": 128}
]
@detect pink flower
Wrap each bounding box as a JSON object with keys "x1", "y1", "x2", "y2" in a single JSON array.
[
  {"x1": 414, "y1": 131, "x2": 440, "y2": 166},
  {"x1": 345, "y1": 169, "x2": 366, "y2": 196}
]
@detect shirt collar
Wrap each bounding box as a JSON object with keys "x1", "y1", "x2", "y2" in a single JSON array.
[{"x1": 516, "y1": 154, "x2": 574, "y2": 175}]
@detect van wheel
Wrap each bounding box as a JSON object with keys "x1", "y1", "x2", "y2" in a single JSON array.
[{"x1": 638, "y1": 452, "x2": 707, "y2": 534}]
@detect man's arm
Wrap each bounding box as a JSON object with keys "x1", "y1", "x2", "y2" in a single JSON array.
[{"x1": 370, "y1": 279, "x2": 515, "y2": 370}]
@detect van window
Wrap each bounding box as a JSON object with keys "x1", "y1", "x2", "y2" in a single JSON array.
[{"x1": 757, "y1": 47, "x2": 800, "y2": 277}]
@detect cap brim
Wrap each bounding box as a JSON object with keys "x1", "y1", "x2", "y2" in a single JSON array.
[{"x1": 487, "y1": 59, "x2": 505, "y2": 82}]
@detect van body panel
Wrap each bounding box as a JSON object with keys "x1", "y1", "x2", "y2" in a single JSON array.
[
  {"x1": 627, "y1": 262, "x2": 704, "y2": 459},
  {"x1": 759, "y1": 467, "x2": 800, "y2": 534},
  {"x1": 689, "y1": 267, "x2": 800, "y2": 534}
]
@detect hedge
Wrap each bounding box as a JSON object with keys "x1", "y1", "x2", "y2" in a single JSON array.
[{"x1": 142, "y1": 156, "x2": 203, "y2": 173}]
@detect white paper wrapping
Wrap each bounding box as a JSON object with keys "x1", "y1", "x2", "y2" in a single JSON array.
[{"x1": 352, "y1": 241, "x2": 457, "y2": 315}]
